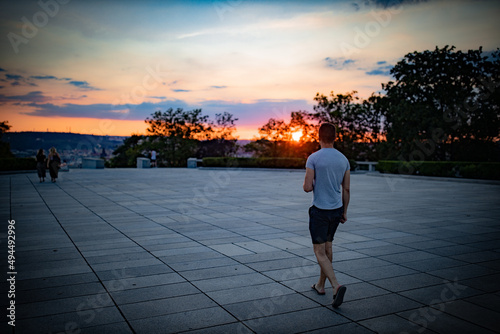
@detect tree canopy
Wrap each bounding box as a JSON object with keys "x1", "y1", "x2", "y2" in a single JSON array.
[
  {"x1": 379, "y1": 45, "x2": 500, "y2": 161},
  {"x1": 110, "y1": 109, "x2": 239, "y2": 167}
]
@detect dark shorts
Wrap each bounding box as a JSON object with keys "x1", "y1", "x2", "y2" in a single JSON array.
[{"x1": 309, "y1": 205, "x2": 343, "y2": 244}]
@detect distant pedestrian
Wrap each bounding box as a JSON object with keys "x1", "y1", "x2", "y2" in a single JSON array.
[
  {"x1": 47, "y1": 147, "x2": 61, "y2": 183},
  {"x1": 151, "y1": 149, "x2": 157, "y2": 167},
  {"x1": 36, "y1": 148, "x2": 47, "y2": 183},
  {"x1": 303, "y1": 123, "x2": 350, "y2": 308}
]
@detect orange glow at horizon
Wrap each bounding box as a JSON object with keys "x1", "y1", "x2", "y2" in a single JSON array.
[{"x1": 5, "y1": 115, "x2": 260, "y2": 140}]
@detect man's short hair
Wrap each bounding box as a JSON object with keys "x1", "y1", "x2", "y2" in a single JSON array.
[{"x1": 319, "y1": 123, "x2": 336, "y2": 143}]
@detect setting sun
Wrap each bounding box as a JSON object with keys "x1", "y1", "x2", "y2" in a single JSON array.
[{"x1": 292, "y1": 131, "x2": 302, "y2": 142}]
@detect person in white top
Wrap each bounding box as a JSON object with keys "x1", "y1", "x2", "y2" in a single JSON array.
[{"x1": 151, "y1": 150, "x2": 157, "y2": 167}]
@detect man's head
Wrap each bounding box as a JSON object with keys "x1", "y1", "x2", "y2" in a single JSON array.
[{"x1": 318, "y1": 123, "x2": 336, "y2": 143}]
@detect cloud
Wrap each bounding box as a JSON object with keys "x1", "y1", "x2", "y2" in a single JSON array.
[
  {"x1": 31, "y1": 75, "x2": 73, "y2": 81},
  {"x1": 352, "y1": 0, "x2": 430, "y2": 10},
  {"x1": 366, "y1": 61, "x2": 393, "y2": 76},
  {"x1": 4, "y1": 74, "x2": 37, "y2": 87},
  {"x1": 6, "y1": 74, "x2": 23, "y2": 81},
  {"x1": 0, "y1": 91, "x2": 51, "y2": 104},
  {"x1": 31, "y1": 75, "x2": 59, "y2": 80},
  {"x1": 22, "y1": 99, "x2": 191, "y2": 120},
  {"x1": 171, "y1": 89, "x2": 191, "y2": 92},
  {"x1": 0, "y1": 68, "x2": 6, "y2": 72},
  {"x1": 324, "y1": 57, "x2": 356, "y2": 70},
  {"x1": 211, "y1": 85, "x2": 227, "y2": 89},
  {"x1": 68, "y1": 80, "x2": 101, "y2": 90}
]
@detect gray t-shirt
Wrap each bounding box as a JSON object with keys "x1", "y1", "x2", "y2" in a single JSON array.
[{"x1": 305, "y1": 148, "x2": 350, "y2": 210}]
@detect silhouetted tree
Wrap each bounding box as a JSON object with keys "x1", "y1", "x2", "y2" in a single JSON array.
[
  {"x1": 309, "y1": 91, "x2": 383, "y2": 160},
  {"x1": 145, "y1": 108, "x2": 211, "y2": 166},
  {"x1": 197, "y1": 112, "x2": 239, "y2": 157},
  {"x1": 378, "y1": 46, "x2": 500, "y2": 161},
  {"x1": 108, "y1": 134, "x2": 146, "y2": 167}
]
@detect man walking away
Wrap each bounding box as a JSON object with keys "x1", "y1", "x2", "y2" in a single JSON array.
[{"x1": 303, "y1": 123, "x2": 350, "y2": 308}]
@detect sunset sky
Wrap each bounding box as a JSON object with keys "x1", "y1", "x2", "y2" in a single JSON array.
[{"x1": 1, "y1": 0, "x2": 499, "y2": 139}]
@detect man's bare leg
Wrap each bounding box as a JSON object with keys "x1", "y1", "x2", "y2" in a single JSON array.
[
  {"x1": 313, "y1": 242, "x2": 340, "y2": 293},
  {"x1": 314, "y1": 241, "x2": 333, "y2": 293}
]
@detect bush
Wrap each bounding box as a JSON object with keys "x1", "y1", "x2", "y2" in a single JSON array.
[
  {"x1": 202, "y1": 157, "x2": 306, "y2": 169},
  {"x1": 0, "y1": 158, "x2": 37, "y2": 171},
  {"x1": 376, "y1": 161, "x2": 500, "y2": 180}
]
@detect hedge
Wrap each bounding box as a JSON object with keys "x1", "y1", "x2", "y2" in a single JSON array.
[
  {"x1": 376, "y1": 161, "x2": 500, "y2": 180},
  {"x1": 202, "y1": 157, "x2": 306, "y2": 169},
  {"x1": 0, "y1": 158, "x2": 37, "y2": 171}
]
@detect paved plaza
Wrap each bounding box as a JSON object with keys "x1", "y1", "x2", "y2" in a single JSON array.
[{"x1": 1, "y1": 168, "x2": 499, "y2": 333}]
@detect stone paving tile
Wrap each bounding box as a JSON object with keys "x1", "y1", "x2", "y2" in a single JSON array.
[
  {"x1": 335, "y1": 293, "x2": 423, "y2": 321},
  {"x1": 427, "y1": 263, "x2": 498, "y2": 281},
  {"x1": 17, "y1": 273, "x2": 99, "y2": 291},
  {"x1": 348, "y1": 263, "x2": 418, "y2": 281},
  {"x1": 431, "y1": 300, "x2": 500, "y2": 333},
  {"x1": 359, "y1": 314, "x2": 433, "y2": 334},
  {"x1": 246, "y1": 257, "x2": 315, "y2": 272},
  {"x1": 232, "y1": 250, "x2": 297, "y2": 264},
  {"x1": 181, "y1": 264, "x2": 257, "y2": 281},
  {"x1": 451, "y1": 250, "x2": 500, "y2": 264},
  {"x1": 371, "y1": 273, "x2": 445, "y2": 292},
  {"x1": 209, "y1": 243, "x2": 255, "y2": 256},
  {"x1": 377, "y1": 250, "x2": 440, "y2": 264},
  {"x1": 305, "y1": 322, "x2": 376, "y2": 334},
  {"x1": 224, "y1": 294, "x2": 318, "y2": 321},
  {"x1": 120, "y1": 293, "x2": 217, "y2": 320},
  {"x1": 399, "y1": 256, "x2": 468, "y2": 272},
  {"x1": 183, "y1": 322, "x2": 254, "y2": 334},
  {"x1": 110, "y1": 282, "x2": 199, "y2": 304},
  {"x1": 168, "y1": 256, "x2": 239, "y2": 272},
  {"x1": 16, "y1": 293, "x2": 114, "y2": 319},
  {"x1": 465, "y1": 294, "x2": 500, "y2": 314},
  {"x1": 243, "y1": 307, "x2": 350, "y2": 333},
  {"x1": 95, "y1": 264, "x2": 173, "y2": 281},
  {"x1": 397, "y1": 305, "x2": 498, "y2": 334},
  {"x1": 400, "y1": 281, "x2": 483, "y2": 305},
  {"x1": 207, "y1": 282, "x2": 295, "y2": 305},
  {"x1": 191, "y1": 272, "x2": 274, "y2": 293},
  {"x1": 13, "y1": 307, "x2": 126, "y2": 334},
  {"x1": 234, "y1": 240, "x2": 282, "y2": 253},
  {"x1": 129, "y1": 306, "x2": 237, "y2": 334},
  {"x1": 102, "y1": 272, "x2": 185, "y2": 291},
  {"x1": 459, "y1": 273, "x2": 500, "y2": 293},
  {"x1": 17, "y1": 282, "x2": 105, "y2": 304},
  {"x1": 261, "y1": 264, "x2": 318, "y2": 281}
]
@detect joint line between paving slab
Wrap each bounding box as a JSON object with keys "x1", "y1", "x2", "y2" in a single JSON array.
[
  {"x1": 27, "y1": 176, "x2": 137, "y2": 334},
  {"x1": 61, "y1": 176, "x2": 349, "y2": 330},
  {"x1": 51, "y1": 176, "x2": 261, "y2": 333},
  {"x1": 70, "y1": 174, "x2": 390, "y2": 327},
  {"x1": 58, "y1": 173, "x2": 455, "y2": 331}
]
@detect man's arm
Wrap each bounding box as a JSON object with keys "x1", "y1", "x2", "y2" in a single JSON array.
[
  {"x1": 303, "y1": 167, "x2": 314, "y2": 192},
  {"x1": 341, "y1": 169, "x2": 350, "y2": 223}
]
